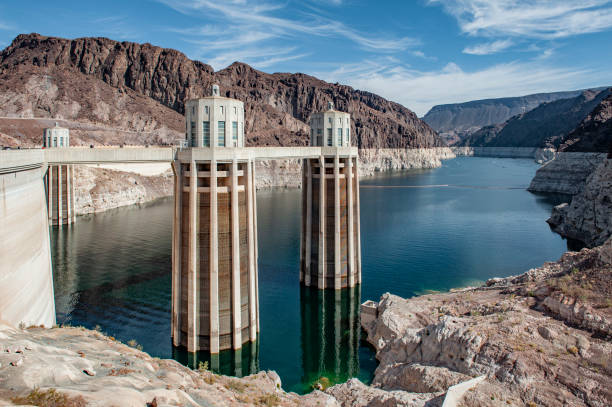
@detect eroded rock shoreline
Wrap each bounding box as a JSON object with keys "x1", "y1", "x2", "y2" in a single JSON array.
[{"x1": 2, "y1": 238, "x2": 610, "y2": 406}]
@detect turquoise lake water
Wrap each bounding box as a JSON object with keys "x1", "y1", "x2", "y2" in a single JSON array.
[{"x1": 50, "y1": 157, "x2": 569, "y2": 393}]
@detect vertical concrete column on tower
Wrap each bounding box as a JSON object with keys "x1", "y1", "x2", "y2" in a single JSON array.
[
  {"x1": 354, "y1": 157, "x2": 362, "y2": 284},
  {"x1": 333, "y1": 155, "x2": 341, "y2": 289},
  {"x1": 58, "y1": 165, "x2": 63, "y2": 225},
  {"x1": 300, "y1": 159, "x2": 312, "y2": 287},
  {"x1": 45, "y1": 164, "x2": 76, "y2": 226},
  {"x1": 252, "y1": 162, "x2": 260, "y2": 333},
  {"x1": 171, "y1": 161, "x2": 182, "y2": 347},
  {"x1": 318, "y1": 155, "x2": 326, "y2": 289},
  {"x1": 187, "y1": 160, "x2": 199, "y2": 353},
  {"x1": 347, "y1": 155, "x2": 355, "y2": 287},
  {"x1": 301, "y1": 150, "x2": 361, "y2": 289},
  {"x1": 71, "y1": 165, "x2": 76, "y2": 224},
  {"x1": 230, "y1": 159, "x2": 241, "y2": 349},
  {"x1": 246, "y1": 160, "x2": 257, "y2": 342},
  {"x1": 209, "y1": 159, "x2": 219, "y2": 354},
  {"x1": 172, "y1": 154, "x2": 259, "y2": 354}
]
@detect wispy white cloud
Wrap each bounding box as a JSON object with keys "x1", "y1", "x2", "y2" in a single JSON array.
[
  {"x1": 431, "y1": 0, "x2": 612, "y2": 39},
  {"x1": 208, "y1": 46, "x2": 310, "y2": 70},
  {"x1": 0, "y1": 20, "x2": 14, "y2": 30},
  {"x1": 463, "y1": 39, "x2": 513, "y2": 55},
  {"x1": 90, "y1": 15, "x2": 140, "y2": 40},
  {"x1": 321, "y1": 59, "x2": 605, "y2": 116},
  {"x1": 158, "y1": 0, "x2": 419, "y2": 54}
]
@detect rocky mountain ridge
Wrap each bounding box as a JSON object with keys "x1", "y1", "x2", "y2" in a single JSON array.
[
  {"x1": 422, "y1": 88, "x2": 605, "y2": 142},
  {"x1": 459, "y1": 88, "x2": 611, "y2": 150},
  {"x1": 559, "y1": 91, "x2": 612, "y2": 153},
  {"x1": 0, "y1": 33, "x2": 441, "y2": 150}
]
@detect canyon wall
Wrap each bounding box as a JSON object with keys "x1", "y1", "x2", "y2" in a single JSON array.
[
  {"x1": 547, "y1": 158, "x2": 612, "y2": 248},
  {"x1": 0, "y1": 33, "x2": 441, "y2": 151},
  {"x1": 528, "y1": 152, "x2": 607, "y2": 195}
]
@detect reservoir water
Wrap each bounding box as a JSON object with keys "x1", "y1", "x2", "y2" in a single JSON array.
[{"x1": 51, "y1": 157, "x2": 568, "y2": 393}]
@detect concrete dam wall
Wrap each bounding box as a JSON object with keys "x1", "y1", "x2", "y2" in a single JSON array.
[{"x1": 0, "y1": 166, "x2": 56, "y2": 328}]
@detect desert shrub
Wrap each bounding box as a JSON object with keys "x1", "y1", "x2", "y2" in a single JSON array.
[
  {"x1": 126, "y1": 339, "x2": 143, "y2": 351},
  {"x1": 225, "y1": 379, "x2": 248, "y2": 393},
  {"x1": 11, "y1": 388, "x2": 86, "y2": 407},
  {"x1": 256, "y1": 393, "x2": 281, "y2": 406}
]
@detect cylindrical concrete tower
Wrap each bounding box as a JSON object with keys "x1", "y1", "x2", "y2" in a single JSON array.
[
  {"x1": 184, "y1": 85, "x2": 245, "y2": 148},
  {"x1": 44, "y1": 123, "x2": 76, "y2": 226},
  {"x1": 301, "y1": 102, "x2": 361, "y2": 289},
  {"x1": 172, "y1": 85, "x2": 258, "y2": 354}
]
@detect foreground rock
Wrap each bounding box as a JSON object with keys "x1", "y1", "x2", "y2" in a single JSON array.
[
  {"x1": 0, "y1": 324, "x2": 337, "y2": 407},
  {"x1": 548, "y1": 158, "x2": 612, "y2": 248},
  {"x1": 348, "y1": 238, "x2": 612, "y2": 407}
]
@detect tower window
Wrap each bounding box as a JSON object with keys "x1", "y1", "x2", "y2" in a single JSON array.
[
  {"x1": 218, "y1": 121, "x2": 225, "y2": 146},
  {"x1": 337, "y1": 128, "x2": 343, "y2": 146},
  {"x1": 220, "y1": 106, "x2": 224, "y2": 115},
  {"x1": 317, "y1": 129, "x2": 323, "y2": 146},
  {"x1": 232, "y1": 121, "x2": 238, "y2": 146},
  {"x1": 203, "y1": 121, "x2": 210, "y2": 147},
  {"x1": 205, "y1": 106, "x2": 209, "y2": 114},
  {"x1": 327, "y1": 128, "x2": 332, "y2": 146},
  {"x1": 190, "y1": 121, "x2": 196, "y2": 147}
]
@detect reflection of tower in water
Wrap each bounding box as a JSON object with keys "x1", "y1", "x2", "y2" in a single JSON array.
[
  {"x1": 172, "y1": 340, "x2": 259, "y2": 378},
  {"x1": 49, "y1": 225, "x2": 79, "y2": 321},
  {"x1": 300, "y1": 285, "x2": 361, "y2": 391}
]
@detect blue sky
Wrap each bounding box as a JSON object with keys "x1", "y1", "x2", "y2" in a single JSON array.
[{"x1": 1, "y1": 0, "x2": 611, "y2": 116}]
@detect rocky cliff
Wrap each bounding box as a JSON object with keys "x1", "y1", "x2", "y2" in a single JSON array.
[
  {"x1": 0, "y1": 33, "x2": 441, "y2": 150},
  {"x1": 459, "y1": 89, "x2": 611, "y2": 149},
  {"x1": 559, "y1": 90, "x2": 612, "y2": 153},
  {"x1": 527, "y1": 152, "x2": 606, "y2": 195},
  {"x1": 346, "y1": 238, "x2": 612, "y2": 407},
  {"x1": 547, "y1": 158, "x2": 612, "y2": 248},
  {"x1": 422, "y1": 89, "x2": 602, "y2": 143}
]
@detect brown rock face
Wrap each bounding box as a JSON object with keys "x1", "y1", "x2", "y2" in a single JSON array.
[
  {"x1": 559, "y1": 89, "x2": 612, "y2": 153},
  {"x1": 0, "y1": 33, "x2": 442, "y2": 149}
]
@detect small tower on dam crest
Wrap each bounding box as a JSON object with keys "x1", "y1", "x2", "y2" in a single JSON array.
[
  {"x1": 301, "y1": 102, "x2": 362, "y2": 289},
  {"x1": 43, "y1": 123, "x2": 76, "y2": 226},
  {"x1": 172, "y1": 84, "x2": 258, "y2": 355},
  {"x1": 309, "y1": 101, "x2": 351, "y2": 147},
  {"x1": 184, "y1": 84, "x2": 245, "y2": 148}
]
